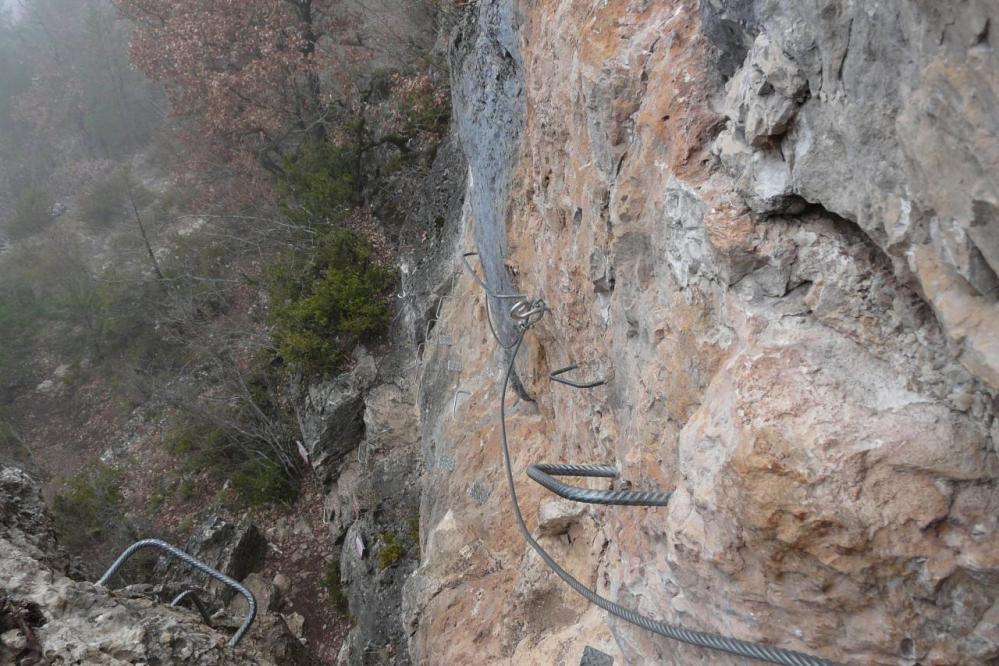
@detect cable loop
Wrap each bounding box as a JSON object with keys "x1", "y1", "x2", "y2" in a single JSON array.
[{"x1": 510, "y1": 298, "x2": 547, "y2": 328}]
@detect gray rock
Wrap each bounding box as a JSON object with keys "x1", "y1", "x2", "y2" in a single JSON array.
[
  {"x1": 451, "y1": 0, "x2": 530, "y2": 387},
  {"x1": 34, "y1": 379, "x2": 57, "y2": 396},
  {"x1": 725, "y1": 33, "x2": 807, "y2": 146},
  {"x1": 297, "y1": 346, "x2": 377, "y2": 480},
  {"x1": 537, "y1": 498, "x2": 587, "y2": 538},
  {"x1": 229, "y1": 572, "x2": 283, "y2": 616},
  {"x1": 580, "y1": 646, "x2": 614, "y2": 666},
  {"x1": 712, "y1": 0, "x2": 999, "y2": 387},
  {"x1": 403, "y1": 0, "x2": 999, "y2": 663},
  {"x1": 0, "y1": 466, "x2": 71, "y2": 572},
  {"x1": 156, "y1": 516, "x2": 267, "y2": 604}
]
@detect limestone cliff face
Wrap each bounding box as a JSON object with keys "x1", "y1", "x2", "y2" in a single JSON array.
[{"x1": 402, "y1": 2, "x2": 998, "y2": 665}]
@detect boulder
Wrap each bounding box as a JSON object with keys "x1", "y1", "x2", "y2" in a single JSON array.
[
  {"x1": 297, "y1": 346, "x2": 377, "y2": 480},
  {"x1": 156, "y1": 516, "x2": 267, "y2": 604}
]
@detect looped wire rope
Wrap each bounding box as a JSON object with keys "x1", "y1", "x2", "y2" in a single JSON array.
[
  {"x1": 461, "y1": 251, "x2": 527, "y2": 349},
  {"x1": 472, "y1": 269, "x2": 838, "y2": 665}
]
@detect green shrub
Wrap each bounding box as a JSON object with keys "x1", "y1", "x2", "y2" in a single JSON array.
[
  {"x1": 5, "y1": 184, "x2": 52, "y2": 240},
  {"x1": 376, "y1": 531, "x2": 404, "y2": 571},
  {"x1": 165, "y1": 418, "x2": 235, "y2": 468},
  {"x1": 279, "y1": 139, "x2": 356, "y2": 226},
  {"x1": 176, "y1": 478, "x2": 196, "y2": 501},
  {"x1": 321, "y1": 557, "x2": 349, "y2": 612},
  {"x1": 0, "y1": 414, "x2": 26, "y2": 461},
  {"x1": 407, "y1": 515, "x2": 420, "y2": 550},
  {"x1": 161, "y1": 360, "x2": 301, "y2": 509},
  {"x1": 0, "y1": 236, "x2": 167, "y2": 367},
  {"x1": 0, "y1": 418, "x2": 18, "y2": 448},
  {"x1": 231, "y1": 458, "x2": 298, "y2": 507},
  {"x1": 52, "y1": 464, "x2": 123, "y2": 551},
  {"x1": 148, "y1": 487, "x2": 168, "y2": 513},
  {"x1": 268, "y1": 229, "x2": 393, "y2": 376}
]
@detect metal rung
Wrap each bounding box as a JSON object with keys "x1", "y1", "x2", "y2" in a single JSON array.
[
  {"x1": 527, "y1": 463, "x2": 671, "y2": 506},
  {"x1": 170, "y1": 589, "x2": 214, "y2": 628},
  {"x1": 550, "y1": 365, "x2": 606, "y2": 389},
  {"x1": 98, "y1": 539, "x2": 256, "y2": 647}
]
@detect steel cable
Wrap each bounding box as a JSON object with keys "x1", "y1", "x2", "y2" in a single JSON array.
[
  {"x1": 496, "y1": 326, "x2": 839, "y2": 665},
  {"x1": 461, "y1": 251, "x2": 524, "y2": 349}
]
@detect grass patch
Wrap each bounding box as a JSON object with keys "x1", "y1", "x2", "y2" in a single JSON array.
[
  {"x1": 376, "y1": 531, "x2": 404, "y2": 571},
  {"x1": 321, "y1": 557, "x2": 349, "y2": 613}
]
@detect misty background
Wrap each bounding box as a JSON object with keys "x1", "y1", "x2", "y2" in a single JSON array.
[{"x1": 0, "y1": 2, "x2": 449, "y2": 658}]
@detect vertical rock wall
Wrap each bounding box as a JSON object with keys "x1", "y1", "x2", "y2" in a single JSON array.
[{"x1": 404, "y1": 1, "x2": 997, "y2": 665}]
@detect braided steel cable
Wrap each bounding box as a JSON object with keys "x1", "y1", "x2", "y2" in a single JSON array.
[
  {"x1": 461, "y1": 251, "x2": 525, "y2": 349},
  {"x1": 527, "y1": 463, "x2": 672, "y2": 506},
  {"x1": 497, "y1": 327, "x2": 839, "y2": 666},
  {"x1": 98, "y1": 538, "x2": 257, "y2": 647}
]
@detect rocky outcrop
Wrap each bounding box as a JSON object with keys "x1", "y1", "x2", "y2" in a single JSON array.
[
  {"x1": 711, "y1": 0, "x2": 999, "y2": 390},
  {"x1": 333, "y1": 382, "x2": 423, "y2": 665},
  {"x1": 401, "y1": 1, "x2": 998, "y2": 665},
  {"x1": 0, "y1": 466, "x2": 72, "y2": 573},
  {"x1": 310, "y1": 132, "x2": 468, "y2": 664},
  {"x1": 0, "y1": 465, "x2": 307, "y2": 665},
  {"x1": 297, "y1": 346, "x2": 379, "y2": 482},
  {"x1": 155, "y1": 515, "x2": 268, "y2": 604}
]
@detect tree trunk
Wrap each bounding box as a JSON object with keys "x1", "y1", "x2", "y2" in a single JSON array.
[
  {"x1": 295, "y1": 0, "x2": 325, "y2": 144},
  {"x1": 124, "y1": 175, "x2": 165, "y2": 281}
]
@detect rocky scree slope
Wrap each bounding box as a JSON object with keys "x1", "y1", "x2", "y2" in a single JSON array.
[
  {"x1": 0, "y1": 465, "x2": 312, "y2": 665},
  {"x1": 393, "y1": 1, "x2": 998, "y2": 665}
]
